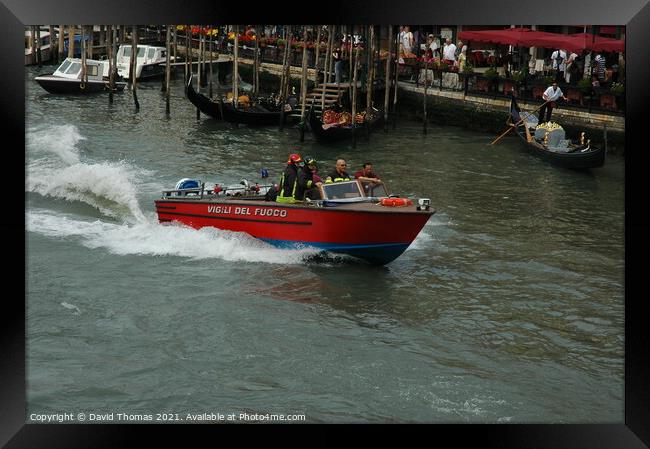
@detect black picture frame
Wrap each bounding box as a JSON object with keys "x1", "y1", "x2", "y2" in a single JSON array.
[{"x1": 3, "y1": 0, "x2": 648, "y2": 446}]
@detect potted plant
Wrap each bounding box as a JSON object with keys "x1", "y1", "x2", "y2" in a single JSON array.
[
  {"x1": 461, "y1": 61, "x2": 474, "y2": 74},
  {"x1": 610, "y1": 82, "x2": 624, "y2": 96},
  {"x1": 484, "y1": 66, "x2": 498, "y2": 80},
  {"x1": 542, "y1": 74, "x2": 555, "y2": 85},
  {"x1": 510, "y1": 70, "x2": 526, "y2": 84},
  {"x1": 577, "y1": 77, "x2": 592, "y2": 94}
]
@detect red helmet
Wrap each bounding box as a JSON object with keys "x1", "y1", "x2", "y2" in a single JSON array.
[{"x1": 287, "y1": 153, "x2": 302, "y2": 164}]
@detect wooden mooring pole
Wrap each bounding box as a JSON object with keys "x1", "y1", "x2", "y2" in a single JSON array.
[
  {"x1": 58, "y1": 24, "x2": 65, "y2": 63},
  {"x1": 131, "y1": 25, "x2": 140, "y2": 111},
  {"x1": 108, "y1": 25, "x2": 114, "y2": 104},
  {"x1": 209, "y1": 28, "x2": 214, "y2": 99},
  {"x1": 184, "y1": 25, "x2": 190, "y2": 84},
  {"x1": 313, "y1": 25, "x2": 322, "y2": 85},
  {"x1": 351, "y1": 40, "x2": 359, "y2": 148},
  {"x1": 48, "y1": 25, "x2": 54, "y2": 63},
  {"x1": 392, "y1": 25, "x2": 399, "y2": 129},
  {"x1": 299, "y1": 26, "x2": 309, "y2": 142},
  {"x1": 197, "y1": 26, "x2": 203, "y2": 120},
  {"x1": 165, "y1": 24, "x2": 171, "y2": 115},
  {"x1": 80, "y1": 26, "x2": 87, "y2": 87},
  {"x1": 423, "y1": 58, "x2": 428, "y2": 134},
  {"x1": 364, "y1": 24, "x2": 375, "y2": 141},
  {"x1": 384, "y1": 24, "x2": 393, "y2": 132},
  {"x1": 253, "y1": 25, "x2": 260, "y2": 97},
  {"x1": 279, "y1": 25, "x2": 291, "y2": 131},
  {"x1": 35, "y1": 26, "x2": 42, "y2": 66},
  {"x1": 233, "y1": 24, "x2": 239, "y2": 108}
]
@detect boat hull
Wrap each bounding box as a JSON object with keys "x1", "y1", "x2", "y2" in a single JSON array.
[
  {"x1": 186, "y1": 75, "x2": 222, "y2": 119},
  {"x1": 154, "y1": 198, "x2": 433, "y2": 264},
  {"x1": 221, "y1": 101, "x2": 297, "y2": 126},
  {"x1": 35, "y1": 76, "x2": 126, "y2": 94}
]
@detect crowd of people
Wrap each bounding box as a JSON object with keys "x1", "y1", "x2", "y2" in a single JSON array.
[
  {"x1": 267, "y1": 151, "x2": 382, "y2": 204},
  {"x1": 393, "y1": 25, "x2": 625, "y2": 92}
]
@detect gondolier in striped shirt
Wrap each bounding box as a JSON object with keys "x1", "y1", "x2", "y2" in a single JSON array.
[{"x1": 538, "y1": 82, "x2": 569, "y2": 124}]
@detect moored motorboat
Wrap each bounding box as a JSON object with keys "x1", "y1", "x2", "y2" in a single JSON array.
[
  {"x1": 116, "y1": 44, "x2": 169, "y2": 80},
  {"x1": 508, "y1": 96, "x2": 605, "y2": 169},
  {"x1": 154, "y1": 178, "x2": 434, "y2": 265},
  {"x1": 34, "y1": 57, "x2": 127, "y2": 94}
]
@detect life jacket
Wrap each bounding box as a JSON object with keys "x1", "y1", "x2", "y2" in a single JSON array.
[{"x1": 276, "y1": 164, "x2": 300, "y2": 203}]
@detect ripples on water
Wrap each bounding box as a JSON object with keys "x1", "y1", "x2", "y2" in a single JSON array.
[{"x1": 25, "y1": 65, "x2": 624, "y2": 423}]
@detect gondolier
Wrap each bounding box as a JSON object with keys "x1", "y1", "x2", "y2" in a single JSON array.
[{"x1": 538, "y1": 82, "x2": 568, "y2": 124}]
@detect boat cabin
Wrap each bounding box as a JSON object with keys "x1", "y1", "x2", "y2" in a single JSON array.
[
  {"x1": 52, "y1": 57, "x2": 109, "y2": 80},
  {"x1": 116, "y1": 45, "x2": 167, "y2": 79}
]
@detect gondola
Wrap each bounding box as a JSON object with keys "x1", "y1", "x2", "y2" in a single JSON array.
[
  {"x1": 186, "y1": 74, "x2": 222, "y2": 120},
  {"x1": 307, "y1": 103, "x2": 383, "y2": 144},
  {"x1": 508, "y1": 96, "x2": 605, "y2": 170},
  {"x1": 219, "y1": 98, "x2": 298, "y2": 127}
]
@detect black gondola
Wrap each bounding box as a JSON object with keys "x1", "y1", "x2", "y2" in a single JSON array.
[
  {"x1": 307, "y1": 103, "x2": 383, "y2": 144},
  {"x1": 219, "y1": 98, "x2": 298, "y2": 127},
  {"x1": 507, "y1": 96, "x2": 605, "y2": 170},
  {"x1": 186, "y1": 74, "x2": 222, "y2": 120}
]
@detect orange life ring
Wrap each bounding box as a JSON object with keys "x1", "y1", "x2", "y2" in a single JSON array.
[{"x1": 380, "y1": 197, "x2": 413, "y2": 207}]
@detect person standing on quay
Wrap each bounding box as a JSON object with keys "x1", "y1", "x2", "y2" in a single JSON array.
[{"x1": 442, "y1": 38, "x2": 456, "y2": 64}]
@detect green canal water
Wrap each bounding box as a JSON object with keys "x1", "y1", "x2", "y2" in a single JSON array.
[{"x1": 25, "y1": 64, "x2": 624, "y2": 423}]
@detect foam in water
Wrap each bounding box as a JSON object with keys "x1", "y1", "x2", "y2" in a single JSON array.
[
  {"x1": 27, "y1": 209, "x2": 319, "y2": 265},
  {"x1": 27, "y1": 125, "x2": 152, "y2": 223},
  {"x1": 27, "y1": 124, "x2": 84, "y2": 165}
]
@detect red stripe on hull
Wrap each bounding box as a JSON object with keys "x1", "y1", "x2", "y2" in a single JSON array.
[{"x1": 154, "y1": 199, "x2": 432, "y2": 245}]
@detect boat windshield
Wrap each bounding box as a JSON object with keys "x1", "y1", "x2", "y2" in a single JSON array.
[
  {"x1": 360, "y1": 180, "x2": 389, "y2": 198},
  {"x1": 320, "y1": 180, "x2": 365, "y2": 200},
  {"x1": 57, "y1": 59, "x2": 72, "y2": 73},
  {"x1": 65, "y1": 62, "x2": 81, "y2": 75},
  {"x1": 147, "y1": 48, "x2": 156, "y2": 59},
  {"x1": 122, "y1": 47, "x2": 146, "y2": 57}
]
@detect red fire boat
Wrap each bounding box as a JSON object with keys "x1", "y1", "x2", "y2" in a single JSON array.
[{"x1": 154, "y1": 178, "x2": 435, "y2": 265}]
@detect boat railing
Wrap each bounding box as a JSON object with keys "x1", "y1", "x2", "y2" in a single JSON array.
[{"x1": 162, "y1": 187, "x2": 205, "y2": 198}]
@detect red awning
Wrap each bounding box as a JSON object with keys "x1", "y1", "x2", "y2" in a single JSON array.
[
  {"x1": 569, "y1": 33, "x2": 625, "y2": 53},
  {"x1": 458, "y1": 28, "x2": 624, "y2": 53},
  {"x1": 457, "y1": 27, "x2": 536, "y2": 46}
]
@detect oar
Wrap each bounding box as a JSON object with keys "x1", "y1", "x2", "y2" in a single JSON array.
[{"x1": 490, "y1": 100, "x2": 549, "y2": 145}]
